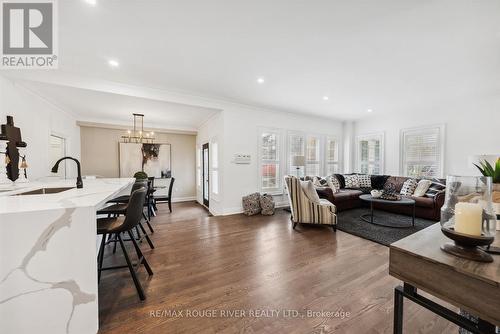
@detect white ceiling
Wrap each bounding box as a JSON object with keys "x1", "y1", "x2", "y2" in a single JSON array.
[
  {"x1": 18, "y1": 80, "x2": 219, "y2": 133},
  {"x1": 4, "y1": 0, "x2": 500, "y2": 125}
]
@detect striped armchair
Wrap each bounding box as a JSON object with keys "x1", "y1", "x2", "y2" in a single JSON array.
[{"x1": 284, "y1": 175, "x2": 337, "y2": 231}]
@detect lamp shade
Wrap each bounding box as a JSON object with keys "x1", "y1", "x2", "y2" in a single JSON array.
[{"x1": 292, "y1": 155, "x2": 306, "y2": 167}]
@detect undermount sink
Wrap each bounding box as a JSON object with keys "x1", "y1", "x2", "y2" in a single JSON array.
[{"x1": 14, "y1": 187, "x2": 74, "y2": 196}]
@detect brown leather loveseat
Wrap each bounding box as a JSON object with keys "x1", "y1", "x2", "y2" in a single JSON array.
[{"x1": 316, "y1": 175, "x2": 446, "y2": 221}]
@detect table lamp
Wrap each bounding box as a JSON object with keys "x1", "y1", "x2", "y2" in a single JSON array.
[{"x1": 292, "y1": 155, "x2": 305, "y2": 177}]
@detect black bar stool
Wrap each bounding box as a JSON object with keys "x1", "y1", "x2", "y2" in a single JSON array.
[
  {"x1": 97, "y1": 187, "x2": 153, "y2": 301},
  {"x1": 144, "y1": 177, "x2": 156, "y2": 224},
  {"x1": 107, "y1": 179, "x2": 147, "y2": 203},
  {"x1": 98, "y1": 180, "x2": 154, "y2": 249},
  {"x1": 105, "y1": 179, "x2": 155, "y2": 234}
]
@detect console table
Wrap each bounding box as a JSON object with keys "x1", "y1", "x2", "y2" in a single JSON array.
[{"x1": 389, "y1": 223, "x2": 499, "y2": 334}]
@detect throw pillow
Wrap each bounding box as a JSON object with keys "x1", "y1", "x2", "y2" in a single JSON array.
[
  {"x1": 326, "y1": 176, "x2": 339, "y2": 193},
  {"x1": 370, "y1": 175, "x2": 390, "y2": 189},
  {"x1": 358, "y1": 174, "x2": 371, "y2": 188},
  {"x1": 313, "y1": 176, "x2": 328, "y2": 187},
  {"x1": 384, "y1": 176, "x2": 407, "y2": 192},
  {"x1": 425, "y1": 179, "x2": 446, "y2": 198},
  {"x1": 300, "y1": 180, "x2": 321, "y2": 203},
  {"x1": 334, "y1": 174, "x2": 346, "y2": 188},
  {"x1": 328, "y1": 175, "x2": 341, "y2": 190},
  {"x1": 413, "y1": 179, "x2": 432, "y2": 197},
  {"x1": 343, "y1": 174, "x2": 360, "y2": 189},
  {"x1": 400, "y1": 179, "x2": 418, "y2": 196},
  {"x1": 242, "y1": 192, "x2": 261, "y2": 216}
]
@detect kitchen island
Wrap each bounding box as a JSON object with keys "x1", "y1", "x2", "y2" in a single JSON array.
[{"x1": 0, "y1": 178, "x2": 135, "y2": 334}]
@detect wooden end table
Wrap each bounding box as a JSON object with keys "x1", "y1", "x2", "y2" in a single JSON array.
[{"x1": 389, "y1": 224, "x2": 500, "y2": 333}]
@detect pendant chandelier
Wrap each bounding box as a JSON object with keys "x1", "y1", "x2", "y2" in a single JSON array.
[{"x1": 121, "y1": 113, "x2": 155, "y2": 143}]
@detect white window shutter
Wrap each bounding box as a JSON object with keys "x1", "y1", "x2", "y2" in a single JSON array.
[{"x1": 401, "y1": 125, "x2": 444, "y2": 178}]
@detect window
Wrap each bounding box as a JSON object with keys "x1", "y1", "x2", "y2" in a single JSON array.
[
  {"x1": 400, "y1": 125, "x2": 445, "y2": 178},
  {"x1": 264, "y1": 131, "x2": 340, "y2": 185},
  {"x1": 356, "y1": 133, "x2": 384, "y2": 174},
  {"x1": 306, "y1": 135, "x2": 321, "y2": 176},
  {"x1": 49, "y1": 135, "x2": 66, "y2": 178},
  {"x1": 260, "y1": 130, "x2": 282, "y2": 193},
  {"x1": 288, "y1": 133, "x2": 305, "y2": 178},
  {"x1": 211, "y1": 141, "x2": 219, "y2": 195},
  {"x1": 287, "y1": 132, "x2": 339, "y2": 177},
  {"x1": 325, "y1": 137, "x2": 339, "y2": 175}
]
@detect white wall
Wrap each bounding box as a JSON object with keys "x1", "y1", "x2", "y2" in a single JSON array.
[
  {"x1": 220, "y1": 107, "x2": 343, "y2": 215},
  {"x1": 342, "y1": 121, "x2": 355, "y2": 173},
  {"x1": 196, "y1": 107, "x2": 344, "y2": 215},
  {"x1": 0, "y1": 75, "x2": 81, "y2": 181},
  {"x1": 354, "y1": 95, "x2": 500, "y2": 177},
  {"x1": 80, "y1": 126, "x2": 196, "y2": 201}
]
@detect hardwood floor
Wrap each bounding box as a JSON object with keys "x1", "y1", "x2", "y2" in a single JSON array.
[{"x1": 98, "y1": 202, "x2": 458, "y2": 334}]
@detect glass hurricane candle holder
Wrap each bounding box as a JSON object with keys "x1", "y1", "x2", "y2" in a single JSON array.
[{"x1": 440, "y1": 175, "x2": 496, "y2": 262}]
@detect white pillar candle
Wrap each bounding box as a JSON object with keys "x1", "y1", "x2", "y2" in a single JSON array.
[{"x1": 454, "y1": 202, "x2": 483, "y2": 236}]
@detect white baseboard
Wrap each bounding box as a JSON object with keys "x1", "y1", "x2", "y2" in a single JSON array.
[
  {"x1": 221, "y1": 207, "x2": 243, "y2": 216},
  {"x1": 171, "y1": 196, "x2": 196, "y2": 203}
]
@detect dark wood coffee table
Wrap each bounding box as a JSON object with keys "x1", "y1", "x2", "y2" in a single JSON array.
[{"x1": 359, "y1": 194, "x2": 416, "y2": 228}]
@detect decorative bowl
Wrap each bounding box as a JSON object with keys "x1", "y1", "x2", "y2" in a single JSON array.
[{"x1": 370, "y1": 190, "x2": 383, "y2": 198}]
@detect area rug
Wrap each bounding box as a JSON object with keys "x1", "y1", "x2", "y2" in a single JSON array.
[{"x1": 336, "y1": 208, "x2": 436, "y2": 246}]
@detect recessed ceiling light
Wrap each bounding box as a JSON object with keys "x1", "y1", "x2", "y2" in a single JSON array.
[
  {"x1": 257, "y1": 77, "x2": 265, "y2": 84},
  {"x1": 323, "y1": 96, "x2": 329, "y2": 101},
  {"x1": 85, "y1": 0, "x2": 97, "y2": 6},
  {"x1": 367, "y1": 109, "x2": 373, "y2": 113},
  {"x1": 108, "y1": 59, "x2": 119, "y2": 68}
]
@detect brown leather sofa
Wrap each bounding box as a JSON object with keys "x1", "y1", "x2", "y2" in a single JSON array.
[{"x1": 316, "y1": 175, "x2": 446, "y2": 221}]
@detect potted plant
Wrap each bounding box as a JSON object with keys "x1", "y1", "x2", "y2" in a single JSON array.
[
  {"x1": 474, "y1": 158, "x2": 500, "y2": 204},
  {"x1": 133, "y1": 171, "x2": 148, "y2": 180}
]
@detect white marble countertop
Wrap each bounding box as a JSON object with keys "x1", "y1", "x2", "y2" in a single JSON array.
[
  {"x1": 0, "y1": 177, "x2": 135, "y2": 333},
  {"x1": 0, "y1": 178, "x2": 134, "y2": 214}
]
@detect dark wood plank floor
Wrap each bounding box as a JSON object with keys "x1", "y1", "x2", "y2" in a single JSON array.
[{"x1": 98, "y1": 202, "x2": 458, "y2": 334}]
